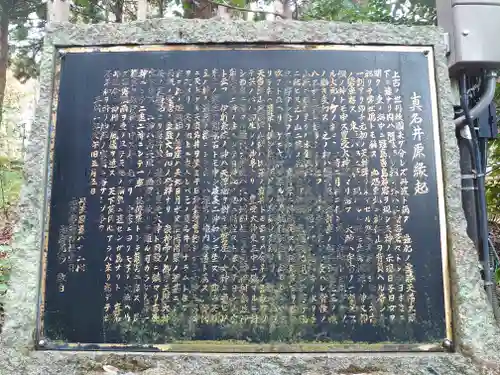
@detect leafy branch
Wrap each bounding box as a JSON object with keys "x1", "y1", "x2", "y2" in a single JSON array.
[{"x1": 206, "y1": 0, "x2": 287, "y2": 18}]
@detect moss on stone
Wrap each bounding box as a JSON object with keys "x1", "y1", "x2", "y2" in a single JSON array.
[
  {"x1": 338, "y1": 364, "x2": 382, "y2": 373},
  {"x1": 151, "y1": 340, "x2": 409, "y2": 353}
]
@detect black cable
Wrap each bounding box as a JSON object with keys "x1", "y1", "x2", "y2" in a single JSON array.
[
  {"x1": 460, "y1": 73, "x2": 481, "y2": 234},
  {"x1": 458, "y1": 78, "x2": 477, "y2": 171},
  {"x1": 477, "y1": 70, "x2": 489, "y2": 170},
  {"x1": 459, "y1": 74, "x2": 482, "y2": 249},
  {"x1": 460, "y1": 72, "x2": 495, "y2": 305}
]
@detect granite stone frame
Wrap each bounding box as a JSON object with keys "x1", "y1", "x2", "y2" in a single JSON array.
[{"x1": 1, "y1": 19, "x2": 499, "y2": 375}]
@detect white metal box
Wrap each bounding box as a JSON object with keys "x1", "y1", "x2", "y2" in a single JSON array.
[{"x1": 437, "y1": 0, "x2": 500, "y2": 74}]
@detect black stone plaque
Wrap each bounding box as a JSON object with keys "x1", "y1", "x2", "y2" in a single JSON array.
[{"x1": 39, "y1": 46, "x2": 449, "y2": 350}]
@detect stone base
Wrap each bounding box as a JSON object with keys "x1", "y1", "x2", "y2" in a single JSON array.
[
  {"x1": 2, "y1": 18, "x2": 500, "y2": 375},
  {"x1": 0, "y1": 350, "x2": 498, "y2": 375}
]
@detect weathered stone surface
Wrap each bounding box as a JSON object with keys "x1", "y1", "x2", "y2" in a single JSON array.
[
  {"x1": 1, "y1": 350, "x2": 500, "y2": 375},
  {"x1": 1, "y1": 19, "x2": 499, "y2": 374}
]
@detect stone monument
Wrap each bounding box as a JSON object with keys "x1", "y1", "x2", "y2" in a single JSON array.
[{"x1": 1, "y1": 19, "x2": 500, "y2": 375}]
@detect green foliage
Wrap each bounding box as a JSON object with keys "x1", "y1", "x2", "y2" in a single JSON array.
[
  {"x1": 0, "y1": 156, "x2": 23, "y2": 215},
  {"x1": 5, "y1": 0, "x2": 46, "y2": 81},
  {"x1": 9, "y1": 37, "x2": 43, "y2": 83},
  {"x1": 0, "y1": 158, "x2": 22, "y2": 301},
  {"x1": 486, "y1": 140, "x2": 500, "y2": 222},
  {"x1": 302, "y1": 0, "x2": 435, "y2": 25},
  {"x1": 230, "y1": 0, "x2": 248, "y2": 9},
  {"x1": 302, "y1": 0, "x2": 381, "y2": 22},
  {"x1": 5, "y1": 0, "x2": 439, "y2": 82},
  {"x1": 486, "y1": 82, "x2": 500, "y2": 223},
  {"x1": 70, "y1": 0, "x2": 107, "y2": 23},
  {"x1": 0, "y1": 246, "x2": 10, "y2": 296}
]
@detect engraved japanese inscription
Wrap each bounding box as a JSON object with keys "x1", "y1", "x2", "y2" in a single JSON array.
[{"x1": 40, "y1": 46, "x2": 449, "y2": 349}]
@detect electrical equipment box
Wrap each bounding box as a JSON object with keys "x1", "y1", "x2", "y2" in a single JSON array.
[{"x1": 437, "y1": 0, "x2": 500, "y2": 74}]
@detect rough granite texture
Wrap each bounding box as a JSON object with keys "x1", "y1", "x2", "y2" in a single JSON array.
[{"x1": 1, "y1": 19, "x2": 499, "y2": 375}]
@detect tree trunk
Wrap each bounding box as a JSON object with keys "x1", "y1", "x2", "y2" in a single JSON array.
[
  {"x1": 274, "y1": 0, "x2": 292, "y2": 19},
  {"x1": 0, "y1": 13, "x2": 9, "y2": 129},
  {"x1": 113, "y1": 0, "x2": 124, "y2": 22},
  {"x1": 273, "y1": 0, "x2": 283, "y2": 19},
  {"x1": 158, "y1": 0, "x2": 164, "y2": 17},
  {"x1": 184, "y1": 0, "x2": 215, "y2": 19},
  {"x1": 282, "y1": 0, "x2": 293, "y2": 18}
]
